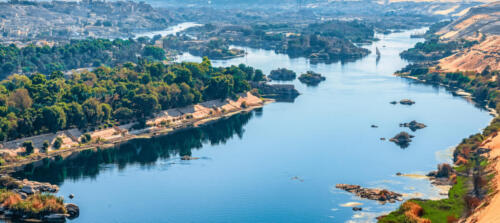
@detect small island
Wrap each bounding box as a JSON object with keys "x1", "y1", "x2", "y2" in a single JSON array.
[
  {"x1": 0, "y1": 176, "x2": 79, "y2": 222},
  {"x1": 268, "y1": 68, "x2": 297, "y2": 81},
  {"x1": 336, "y1": 184, "x2": 403, "y2": 204},
  {"x1": 389, "y1": 131, "x2": 414, "y2": 148},
  {"x1": 298, "y1": 71, "x2": 326, "y2": 86},
  {"x1": 399, "y1": 99, "x2": 415, "y2": 105},
  {"x1": 400, "y1": 120, "x2": 426, "y2": 131}
]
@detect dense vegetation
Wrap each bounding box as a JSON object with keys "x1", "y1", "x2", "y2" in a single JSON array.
[
  {"x1": 398, "y1": 65, "x2": 499, "y2": 109},
  {"x1": 280, "y1": 34, "x2": 370, "y2": 62},
  {"x1": 0, "y1": 38, "x2": 166, "y2": 79},
  {"x1": 400, "y1": 37, "x2": 478, "y2": 62},
  {"x1": 0, "y1": 57, "x2": 264, "y2": 141},
  {"x1": 184, "y1": 21, "x2": 372, "y2": 63},
  {"x1": 380, "y1": 176, "x2": 467, "y2": 223},
  {"x1": 306, "y1": 20, "x2": 375, "y2": 43},
  {"x1": 163, "y1": 36, "x2": 245, "y2": 59},
  {"x1": 268, "y1": 68, "x2": 296, "y2": 81}
]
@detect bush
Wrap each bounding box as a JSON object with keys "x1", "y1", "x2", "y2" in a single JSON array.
[
  {"x1": 241, "y1": 101, "x2": 248, "y2": 108},
  {"x1": 22, "y1": 141, "x2": 34, "y2": 154},
  {"x1": 80, "y1": 133, "x2": 92, "y2": 143},
  {"x1": 42, "y1": 140, "x2": 49, "y2": 151},
  {"x1": 53, "y1": 137, "x2": 63, "y2": 150},
  {"x1": 6, "y1": 193, "x2": 66, "y2": 218}
]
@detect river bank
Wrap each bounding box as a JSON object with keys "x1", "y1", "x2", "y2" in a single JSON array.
[
  {"x1": 10, "y1": 28, "x2": 493, "y2": 222},
  {"x1": 379, "y1": 68, "x2": 500, "y2": 222},
  {"x1": 0, "y1": 92, "x2": 268, "y2": 173},
  {"x1": 397, "y1": 74, "x2": 498, "y2": 117}
]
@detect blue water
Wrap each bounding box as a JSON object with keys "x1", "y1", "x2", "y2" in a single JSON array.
[{"x1": 16, "y1": 29, "x2": 492, "y2": 223}]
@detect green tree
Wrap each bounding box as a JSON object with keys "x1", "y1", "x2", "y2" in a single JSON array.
[
  {"x1": 22, "y1": 141, "x2": 34, "y2": 154},
  {"x1": 82, "y1": 98, "x2": 101, "y2": 125},
  {"x1": 41, "y1": 105, "x2": 67, "y2": 132},
  {"x1": 42, "y1": 140, "x2": 50, "y2": 152},
  {"x1": 133, "y1": 94, "x2": 158, "y2": 117},
  {"x1": 53, "y1": 137, "x2": 63, "y2": 150}
]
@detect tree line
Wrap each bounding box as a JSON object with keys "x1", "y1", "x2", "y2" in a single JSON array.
[
  {"x1": 0, "y1": 38, "x2": 166, "y2": 80},
  {"x1": 0, "y1": 57, "x2": 264, "y2": 141}
]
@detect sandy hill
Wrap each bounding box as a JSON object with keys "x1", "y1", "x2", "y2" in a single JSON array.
[
  {"x1": 436, "y1": 1, "x2": 500, "y2": 72},
  {"x1": 437, "y1": 1, "x2": 500, "y2": 40}
]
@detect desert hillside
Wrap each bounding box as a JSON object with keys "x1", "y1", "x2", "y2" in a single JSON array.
[
  {"x1": 437, "y1": 1, "x2": 500, "y2": 40},
  {"x1": 439, "y1": 35, "x2": 500, "y2": 72},
  {"x1": 436, "y1": 1, "x2": 500, "y2": 72}
]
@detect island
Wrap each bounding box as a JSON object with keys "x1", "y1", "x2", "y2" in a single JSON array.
[
  {"x1": 298, "y1": 71, "x2": 326, "y2": 86},
  {"x1": 268, "y1": 68, "x2": 297, "y2": 81}
]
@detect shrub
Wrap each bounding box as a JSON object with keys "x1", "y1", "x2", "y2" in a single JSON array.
[
  {"x1": 22, "y1": 141, "x2": 34, "y2": 154},
  {"x1": 53, "y1": 137, "x2": 63, "y2": 150},
  {"x1": 80, "y1": 133, "x2": 92, "y2": 143},
  {"x1": 241, "y1": 101, "x2": 248, "y2": 108},
  {"x1": 42, "y1": 140, "x2": 49, "y2": 151}
]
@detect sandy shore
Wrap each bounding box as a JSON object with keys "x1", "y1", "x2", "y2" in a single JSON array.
[{"x1": 0, "y1": 92, "x2": 271, "y2": 173}]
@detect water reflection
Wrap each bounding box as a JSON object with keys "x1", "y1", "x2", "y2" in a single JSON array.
[{"x1": 14, "y1": 111, "x2": 256, "y2": 185}]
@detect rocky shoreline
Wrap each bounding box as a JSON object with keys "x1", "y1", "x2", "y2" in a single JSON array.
[
  {"x1": 336, "y1": 184, "x2": 403, "y2": 204},
  {"x1": 0, "y1": 175, "x2": 78, "y2": 222}
]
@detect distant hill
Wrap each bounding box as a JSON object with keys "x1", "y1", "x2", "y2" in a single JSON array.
[
  {"x1": 437, "y1": 1, "x2": 500, "y2": 40},
  {"x1": 436, "y1": 1, "x2": 500, "y2": 72}
]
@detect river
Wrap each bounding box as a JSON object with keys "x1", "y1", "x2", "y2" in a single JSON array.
[
  {"x1": 133, "y1": 22, "x2": 202, "y2": 39},
  {"x1": 14, "y1": 29, "x2": 492, "y2": 222}
]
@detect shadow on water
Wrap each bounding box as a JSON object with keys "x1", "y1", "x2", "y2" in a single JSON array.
[{"x1": 13, "y1": 111, "x2": 258, "y2": 185}]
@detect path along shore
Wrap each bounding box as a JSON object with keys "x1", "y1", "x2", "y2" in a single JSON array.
[{"x1": 0, "y1": 92, "x2": 270, "y2": 173}]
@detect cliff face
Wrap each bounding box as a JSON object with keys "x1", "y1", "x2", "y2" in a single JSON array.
[{"x1": 436, "y1": 2, "x2": 500, "y2": 72}]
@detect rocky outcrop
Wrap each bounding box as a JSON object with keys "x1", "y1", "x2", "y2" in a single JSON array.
[
  {"x1": 0, "y1": 175, "x2": 58, "y2": 193},
  {"x1": 298, "y1": 71, "x2": 326, "y2": 86},
  {"x1": 65, "y1": 203, "x2": 80, "y2": 219},
  {"x1": 400, "y1": 120, "x2": 427, "y2": 131},
  {"x1": 336, "y1": 184, "x2": 403, "y2": 204},
  {"x1": 426, "y1": 163, "x2": 456, "y2": 189},
  {"x1": 268, "y1": 68, "x2": 297, "y2": 81},
  {"x1": 180, "y1": 155, "x2": 200, "y2": 160},
  {"x1": 390, "y1": 131, "x2": 414, "y2": 148},
  {"x1": 399, "y1": 99, "x2": 416, "y2": 105},
  {"x1": 427, "y1": 163, "x2": 455, "y2": 178}
]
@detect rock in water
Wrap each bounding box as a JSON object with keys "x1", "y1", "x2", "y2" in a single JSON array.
[
  {"x1": 65, "y1": 203, "x2": 80, "y2": 219},
  {"x1": 399, "y1": 99, "x2": 415, "y2": 105},
  {"x1": 352, "y1": 207, "x2": 363, "y2": 211},
  {"x1": 389, "y1": 131, "x2": 414, "y2": 148},
  {"x1": 181, "y1": 156, "x2": 200, "y2": 160},
  {"x1": 336, "y1": 184, "x2": 402, "y2": 204},
  {"x1": 400, "y1": 120, "x2": 426, "y2": 131},
  {"x1": 69, "y1": 194, "x2": 75, "y2": 199}
]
